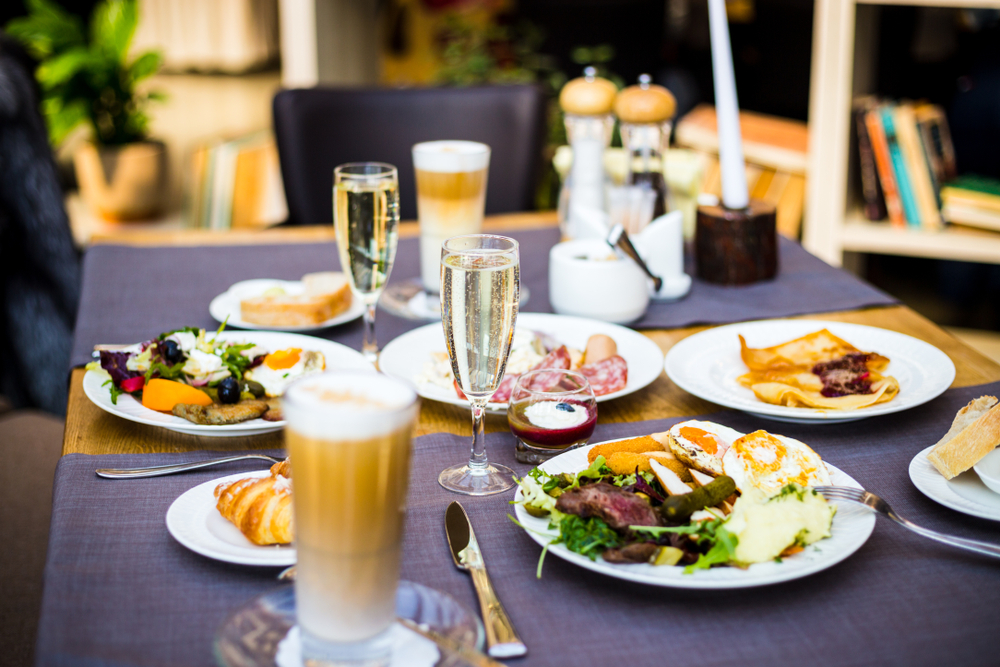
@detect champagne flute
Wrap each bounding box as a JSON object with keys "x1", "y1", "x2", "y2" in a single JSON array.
[
  {"x1": 334, "y1": 163, "x2": 400, "y2": 365},
  {"x1": 438, "y1": 234, "x2": 519, "y2": 495}
]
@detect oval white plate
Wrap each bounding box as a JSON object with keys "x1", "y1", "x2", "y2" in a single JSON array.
[
  {"x1": 84, "y1": 331, "x2": 372, "y2": 437},
  {"x1": 909, "y1": 445, "x2": 1000, "y2": 521},
  {"x1": 513, "y1": 440, "x2": 876, "y2": 589},
  {"x1": 166, "y1": 471, "x2": 295, "y2": 566},
  {"x1": 379, "y1": 313, "x2": 664, "y2": 413},
  {"x1": 210, "y1": 279, "x2": 366, "y2": 332},
  {"x1": 664, "y1": 319, "x2": 956, "y2": 423}
]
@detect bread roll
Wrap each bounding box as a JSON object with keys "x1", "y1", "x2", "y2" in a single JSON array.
[{"x1": 927, "y1": 396, "x2": 1000, "y2": 480}]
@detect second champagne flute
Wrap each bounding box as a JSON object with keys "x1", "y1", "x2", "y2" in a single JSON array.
[
  {"x1": 334, "y1": 162, "x2": 400, "y2": 365},
  {"x1": 439, "y1": 234, "x2": 519, "y2": 496}
]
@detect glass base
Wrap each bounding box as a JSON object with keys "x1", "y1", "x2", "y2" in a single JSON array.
[
  {"x1": 300, "y1": 626, "x2": 392, "y2": 667},
  {"x1": 515, "y1": 438, "x2": 588, "y2": 464},
  {"x1": 438, "y1": 463, "x2": 516, "y2": 496}
]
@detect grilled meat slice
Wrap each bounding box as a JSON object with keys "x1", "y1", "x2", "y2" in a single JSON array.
[
  {"x1": 172, "y1": 400, "x2": 269, "y2": 425},
  {"x1": 555, "y1": 482, "x2": 660, "y2": 532},
  {"x1": 602, "y1": 542, "x2": 658, "y2": 563},
  {"x1": 262, "y1": 397, "x2": 283, "y2": 422}
]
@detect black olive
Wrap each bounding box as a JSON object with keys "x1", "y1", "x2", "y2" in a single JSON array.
[
  {"x1": 161, "y1": 339, "x2": 183, "y2": 364},
  {"x1": 217, "y1": 377, "x2": 241, "y2": 404},
  {"x1": 555, "y1": 402, "x2": 575, "y2": 412}
]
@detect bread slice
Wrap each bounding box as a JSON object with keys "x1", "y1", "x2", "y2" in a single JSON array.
[
  {"x1": 927, "y1": 396, "x2": 1000, "y2": 479},
  {"x1": 240, "y1": 272, "x2": 352, "y2": 326}
]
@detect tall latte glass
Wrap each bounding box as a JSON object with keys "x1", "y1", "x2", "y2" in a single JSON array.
[
  {"x1": 412, "y1": 141, "x2": 490, "y2": 293},
  {"x1": 284, "y1": 371, "x2": 419, "y2": 666}
]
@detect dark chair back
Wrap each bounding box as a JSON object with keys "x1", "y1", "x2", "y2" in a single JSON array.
[{"x1": 273, "y1": 85, "x2": 548, "y2": 224}]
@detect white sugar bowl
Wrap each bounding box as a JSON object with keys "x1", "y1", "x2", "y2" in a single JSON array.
[{"x1": 549, "y1": 239, "x2": 650, "y2": 323}]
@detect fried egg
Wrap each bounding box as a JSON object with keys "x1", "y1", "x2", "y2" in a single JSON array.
[
  {"x1": 722, "y1": 430, "x2": 831, "y2": 496},
  {"x1": 665, "y1": 420, "x2": 744, "y2": 476},
  {"x1": 245, "y1": 348, "x2": 325, "y2": 397}
]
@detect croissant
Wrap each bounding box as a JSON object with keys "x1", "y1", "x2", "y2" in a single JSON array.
[{"x1": 215, "y1": 467, "x2": 293, "y2": 545}]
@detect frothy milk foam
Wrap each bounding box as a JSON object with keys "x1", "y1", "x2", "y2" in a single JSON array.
[
  {"x1": 283, "y1": 371, "x2": 419, "y2": 654},
  {"x1": 412, "y1": 141, "x2": 490, "y2": 292}
]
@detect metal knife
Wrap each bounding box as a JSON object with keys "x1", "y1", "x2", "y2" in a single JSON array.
[{"x1": 445, "y1": 501, "x2": 527, "y2": 659}]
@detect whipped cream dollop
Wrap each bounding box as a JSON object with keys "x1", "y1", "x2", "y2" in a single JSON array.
[{"x1": 524, "y1": 401, "x2": 589, "y2": 429}]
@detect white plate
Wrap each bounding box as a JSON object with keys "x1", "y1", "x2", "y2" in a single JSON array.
[
  {"x1": 166, "y1": 471, "x2": 296, "y2": 566},
  {"x1": 210, "y1": 279, "x2": 367, "y2": 332},
  {"x1": 664, "y1": 319, "x2": 956, "y2": 423},
  {"x1": 84, "y1": 331, "x2": 373, "y2": 437},
  {"x1": 909, "y1": 445, "x2": 1000, "y2": 521},
  {"x1": 513, "y1": 440, "x2": 876, "y2": 589},
  {"x1": 378, "y1": 313, "x2": 664, "y2": 412}
]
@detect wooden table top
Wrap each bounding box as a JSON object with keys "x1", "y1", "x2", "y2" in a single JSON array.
[{"x1": 63, "y1": 213, "x2": 1000, "y2": 456}]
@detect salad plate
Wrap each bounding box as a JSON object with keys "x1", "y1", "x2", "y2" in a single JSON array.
[
  {"x1": 83, "y1": 331, "x2": 372, "y2": 437},
  {"x1": 166, "y1": 471, "x2": 296, "y2": 566},
  {"x1": 909, "y1": 446, "x2": 1000, "y2": 521},
  {"x1": 512, "y1": 440, "x2": 876, "y2": 589},
  {"x1": 209, "y1": 279, "x2": 367, "y2": 332},
  {"x1": 664, "y1": 319, "x2": 955, "y2": 424},
  {"x1": 379, "y1": 312, "x2": 664, "y2": 413}
]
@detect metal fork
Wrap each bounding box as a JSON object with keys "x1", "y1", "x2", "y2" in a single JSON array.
[
  {"x1": 815, "y1": 486, "x2": 1000, "y2": 560},
  {"x1": 96, "y1": 454, "x2": 284, "y2": 479}
]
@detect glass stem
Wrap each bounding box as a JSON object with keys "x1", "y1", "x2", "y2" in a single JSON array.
[
  {"x1": 362, "y1": 302, "x2": 378, "y2": 366},
  {"x1": 468, "y1": 400, "x2": 488, "y2": 471}
]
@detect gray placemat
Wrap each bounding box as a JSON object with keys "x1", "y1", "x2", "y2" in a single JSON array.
[
  {"x1": 37, "y1": 381, "x2": 1000, "y2": 666},
  {"x1": 69, "y1": 231, "x2": 896, "y2": 368}
]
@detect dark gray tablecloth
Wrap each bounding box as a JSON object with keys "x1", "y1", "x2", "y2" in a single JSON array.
[
  {"x1": 69, "y1": 231, "x2": 896, "y2": 368},
  {"x1": 37, "y1": 381, "x2": 1000, "y2": 667}
]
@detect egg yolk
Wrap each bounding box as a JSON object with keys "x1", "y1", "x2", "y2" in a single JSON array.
[
  {"x1": 265, "y1": 348, "x2": 301, "y2": 370},
  {"x1": 732, "y1": 431, "x2": 788, "y2": 475},
  {"x1": 679, "y1": 426, "x2": 723, "y2": 455}
]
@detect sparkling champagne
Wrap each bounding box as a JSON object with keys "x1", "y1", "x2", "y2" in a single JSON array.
[
  {"x1": 334, "y1": 180, "x2": 400, "y2": 302},
  {"x1": 441, "y1": 252, "x2": 519, "y2": 399}
]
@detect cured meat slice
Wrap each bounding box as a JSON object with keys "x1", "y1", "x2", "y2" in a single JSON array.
[
  {"x1": 579, "y1": 355, "x2": 628, "y2": 396},
  {"x1": 452, "y1": 345, "x2": 575, "y2": 403}
]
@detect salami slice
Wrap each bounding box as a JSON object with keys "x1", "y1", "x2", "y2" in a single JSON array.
[
  {"x1": 578, "y1": 355, "x2": 628, "y2": 396},
  {"x1": 453, "y1": 345, "x2": 575, "y2": 403}
]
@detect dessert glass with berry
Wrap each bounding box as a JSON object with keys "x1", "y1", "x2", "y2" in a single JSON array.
[{"x1": 507, "y1": 369, "x2": 598, "y2": 464}]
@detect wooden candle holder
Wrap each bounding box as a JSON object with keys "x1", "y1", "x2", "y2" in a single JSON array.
[{"x1": 695, "y1": 200, "x2": 778, "y2": 285}]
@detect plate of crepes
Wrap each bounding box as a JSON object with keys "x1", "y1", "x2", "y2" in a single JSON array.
[
  {"x1": 910, "y1": 395, "x2": 1000, "y2": 521},
  {"x1": 379, "y1": 313, "x2": 664, "y2": 413},
  {"x1": 209, "y1": 272, "x2": 366, "y2": 331},
  {"x1": 512, "y1": 421, "x2": 876, "y2": 589},
  {"x1": 166, "y1": 458, "x2": 295, "y2": 566},
  {"x1": 665, "y1": 319, "x2": 955, "y2": 423},
  {"x1": 83, "y1": 328, "x2": 371, "y2": 436}
]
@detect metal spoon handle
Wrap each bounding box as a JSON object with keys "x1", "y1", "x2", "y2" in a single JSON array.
[
  {"x1": 95, "y1": 454, "x2": 281, "y2": 479},
  {"x1": 606, "y1": 223, "x2": 663, "y2": 291}
]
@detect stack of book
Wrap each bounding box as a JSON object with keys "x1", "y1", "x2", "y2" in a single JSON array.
[
  {"x1": 854, "y1": 97, "x2": 956, "y2": 229},
  {"x1": 941, "y1": 175, "x2": 1000, "y2": 232},
  {"x1": 187, "y1": 131, "x2": 288, "y2": 230}
]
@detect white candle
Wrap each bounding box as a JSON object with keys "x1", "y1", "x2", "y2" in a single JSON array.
[{"x1": 707, "y1": 0, "x2": 749, "y2": 210}]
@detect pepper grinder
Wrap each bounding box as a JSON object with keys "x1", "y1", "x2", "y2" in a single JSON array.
[
  {"x1": 558, "y1": 67, "x2": 616, "y2": 240},
  {"x1": 696, "y1": 0, "x2": 777, "y2": 285},
  {"x1": 614, "y1": 74, "x2": 676, "y2": 219}
]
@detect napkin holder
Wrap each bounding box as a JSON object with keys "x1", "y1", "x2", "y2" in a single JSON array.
[{"x1": 631, "y1": 210, "x2": 692, "y2": 301}]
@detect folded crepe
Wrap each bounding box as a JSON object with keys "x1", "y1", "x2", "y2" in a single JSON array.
[{"x1": 737, "y1": 329, "x2": 899, "y2": 410}]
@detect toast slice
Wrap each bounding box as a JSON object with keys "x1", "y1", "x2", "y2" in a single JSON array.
[
  {"x1": 927, "y1": 396, "x2": 1000, "y2": 479},
  {"x1": 240, "y1": 272, "x2": 352, "y2": 326}
]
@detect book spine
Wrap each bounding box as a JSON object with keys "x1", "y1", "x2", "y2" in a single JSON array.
[
  {"x1": 881, "y1": 107, "x2": 920, "y2": 228},
  {"x1": 895, "y1": 104, "x2": 942, "y2": 229},
  {"x1": 855, "y1": 106, "x2": 887, "y2": 221},
  {"x1": 866, "y1": 109, "x2": 905, "y2": 228}
]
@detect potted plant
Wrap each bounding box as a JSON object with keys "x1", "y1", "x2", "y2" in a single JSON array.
[{"x1": 6, "y1": 0, "x2": 165, "y2": 220}]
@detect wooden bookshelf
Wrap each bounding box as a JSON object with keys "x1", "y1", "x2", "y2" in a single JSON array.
[{"x1": 803, "y1": 0, "x2": 1000, "y2": 267}]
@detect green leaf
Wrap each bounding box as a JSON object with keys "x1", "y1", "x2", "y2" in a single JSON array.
[
  {"x1": 36, "y1": 47, "x2": 96, "y2": 89},
  {"x1": 4, "y1": 0, "x2": 85, "y2": 59},
  {"x1": 128, "y1": 50, "x2": 162, "y2": 84},
  {"x1": 43, "y1": 98, "x2": 90, "y2": 146},
  {"x1": 91, "y1": 0, "x2": 138, "y2": 64}
]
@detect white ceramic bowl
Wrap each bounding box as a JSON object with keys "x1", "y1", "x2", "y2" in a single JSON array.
[
  {"x1": 548, "y1": 239, "x2": 649, "y2": 323},
  {"x1": 973, "y1": 448, "x2": 1000, "y2": 495}
]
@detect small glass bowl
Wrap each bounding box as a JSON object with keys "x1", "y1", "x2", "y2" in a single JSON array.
[{"x1": 507, "y1": 369, "x2": 598, "y2": 464}]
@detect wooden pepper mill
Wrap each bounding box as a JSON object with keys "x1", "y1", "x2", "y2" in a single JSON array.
[{"x1": 696, "y1": 0, "x2": 778, "y2": 285}]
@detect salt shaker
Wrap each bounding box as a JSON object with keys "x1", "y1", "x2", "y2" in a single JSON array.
[{"x1": 558, "y1": 67, "x2": 616, "y2": 240}]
